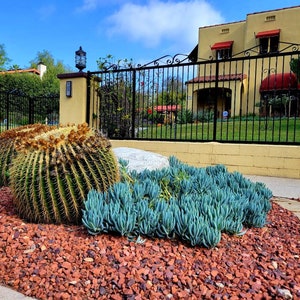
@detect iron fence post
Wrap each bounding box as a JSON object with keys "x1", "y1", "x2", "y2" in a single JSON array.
[
  {"x1": 213, "y1": 60, "x2": 219, "y2": 141},
  {"x1": 28, "y1": 97, "x2": 34, "y2": 124},
  {"x1": 5, "y1": 92, "x2": 9, "y2": 130},
  {"x1": 131, "y1": 68, "x2": 136, "y2": 138}
]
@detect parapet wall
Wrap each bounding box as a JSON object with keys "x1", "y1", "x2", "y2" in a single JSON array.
[{"x1": 111, "y1": 140, "x2": 300, "y2": 179}]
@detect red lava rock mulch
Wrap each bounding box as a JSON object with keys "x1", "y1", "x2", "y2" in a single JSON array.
[{"x1": 0, "y1": 186, "x2": 299, "y2": 300}]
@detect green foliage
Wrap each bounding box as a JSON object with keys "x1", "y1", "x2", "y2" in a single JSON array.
[
  {"x1": 98, "y1": 83, "x2": 132, "y2": 138},
  {"x1": 269, "y1": 95, "x2": 294, "y2": 117},
  {"x1": 0, "y1": 44, "x2": 11, "y2": 71},
  {"x1": 82, "y1": 156, "x2": 272, "y2": 248},
  {"x1": 96, "y1": 55, "x2": 135, "y2": 138},
  {"x1": 146, "y1": 110, "x2": 164, "y2": 124},
  {"x1": 0, "y1": 50, "x2": 72, "y2": 96},
  {"x1": 30, "y1": 50, "x2": 73, "y2": 95},
  {"x1": 0, "y1": 73, "x2": 43, "y2": 96},
  {"x1": 156, "y1": 76, "x2": 186, "y2": 107},
  {"x1": 193, "y1": 110, "x2": 214, "y2": 122},
  {"x1": 176, "y1": 109, "x2": 193, "y2": 124},
  {"x1": 290, "y1": 58, "x2": 300, "y2": 80},
  {"x1": 9, "y1": 123, "x2": 120, "y2": 224},
  {"x1": 97, "y1": 55, "x2": 133, "y2": 70}
]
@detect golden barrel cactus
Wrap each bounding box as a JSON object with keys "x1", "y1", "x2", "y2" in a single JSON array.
[
  {"x1": 9, "y1": 123, "x2": 120, "y2": 224},
  {"x1": 0, "y1": 124, "x2": 54, "y2": 186}
]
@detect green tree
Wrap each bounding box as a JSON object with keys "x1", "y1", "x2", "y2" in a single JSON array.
[
  {"x1": 0, "y1": 73, "x2": 42, "y2": 96},
  {"x1": 97, "y1": 55, "x2": 133, "y2": 70},
  {"x1": 269, "y1": 94, "x2": 294, "y2": 117},
  {"x1": 0, "y1": 44, "x2": 11, "y2": 71},
  {"x1": 0, "y1": 49, "x2": 71, "y2": 96},
  {"x1": 9, "y1": 64, "x2": 21, "y2": 70},
  {"x1": 154, "y1": 76, "x2": 186, "y2": 107},
  {"x1": 30, "y1": 50, "x2": 73, "y2": 95}
]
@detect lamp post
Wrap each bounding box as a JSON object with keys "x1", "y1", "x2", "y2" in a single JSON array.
[{"x1": 75, "y1": 46, "x2": 86, "y2": 72}]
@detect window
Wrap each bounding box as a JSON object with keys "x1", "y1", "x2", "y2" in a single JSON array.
[
  {"x1": 258, "y1": 35, "x2": 279, "y2": 54},
  {"x1": 259, "y1": 38, "x2": 269, "y2": 54},
  {"x1": 256, "y1": 29, "x2": 280, "y2": 55},
  {"x1": 211, "y1": 41, "x2": 233, "y2": 60},
  {"x1": 217, "y1": 48, "x2": 232, "y2": 60},
  {"x1": 269, "y1": 35, "x2": 279, "y2": 53}
]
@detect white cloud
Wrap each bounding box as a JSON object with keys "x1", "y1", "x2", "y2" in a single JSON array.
[
  {"x1": 76, "y1": 0, "x2": 105, "y2": 12},
  {"x1": 76, "y1": 0, "x2": 123, "y2": 12},
  {"x1": 106, "y1": 0, "x2": 224, "y2": 50}
]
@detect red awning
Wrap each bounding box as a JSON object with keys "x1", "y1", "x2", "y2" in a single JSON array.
[
  {"x1": 256, "y1": 29, "x2": 280, "y2": 39},
  {"x1": 154, "y1": 105, "x2": 181, "y2": 112},
  {"x1": 259, "y1": 73, "x2": 298, "y2": 92},
  {"x1": 211, "y1": 41, "x2": 233, "y2": 50}
]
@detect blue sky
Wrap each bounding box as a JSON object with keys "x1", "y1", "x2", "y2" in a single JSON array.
[{"x1": 1, "y1": 0, "x2": 299, "y2": 71}]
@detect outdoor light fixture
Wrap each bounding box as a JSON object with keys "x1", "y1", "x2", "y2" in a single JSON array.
[
  {"x1": 66, "y1": 81, "x2": 72, "y2": 97},
  {"x1": 75, "y1": 46, "x2": 86, "y2": 72}
]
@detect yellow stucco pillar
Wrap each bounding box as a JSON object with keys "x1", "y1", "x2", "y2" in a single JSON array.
[{"x1": 57, "y1": 72, "x2": 88, "y2": 125}]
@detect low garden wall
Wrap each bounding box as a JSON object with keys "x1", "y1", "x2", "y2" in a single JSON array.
[{"x1": 111, "y1": 140, "x2": 300, "y2": 179}]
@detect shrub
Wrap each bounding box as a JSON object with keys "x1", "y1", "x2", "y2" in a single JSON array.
[
  {"x1": 176, "y1": 109, "x2": 193, "y2": 124},
  {"x1": 147, "y1": 110, "x2": 164, "y2": 124},
  {"x1": 193, "y1": 110, "x2": 214, "y2": 122}
]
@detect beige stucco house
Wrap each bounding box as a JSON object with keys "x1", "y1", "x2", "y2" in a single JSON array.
[{"x1": 186, "y1": 5, "x2": 300, "y2": 118}]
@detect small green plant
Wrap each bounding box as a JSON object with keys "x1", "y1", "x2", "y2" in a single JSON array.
[
  {"x1": 193, "y1": 110, "x2": 214, "y2": 122},
  {"x1": 176, "y1": 109, "x2": 193, "y2": 124},
  {"x1": 82, "y1": 156, "x2": 272, "y2": 248}
]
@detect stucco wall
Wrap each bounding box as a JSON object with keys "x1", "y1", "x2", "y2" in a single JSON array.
[
  {"x1": 58, "y1": 73, "x2": 88, "y2": 125},
  {"x1": 111, "y1": 140, "x2": 300, "y2": 179}
]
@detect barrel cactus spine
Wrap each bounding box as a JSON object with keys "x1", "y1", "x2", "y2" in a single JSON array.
[
  {"x1": 9, "y1": 123, "x2": 120, "y2": 224},
  {"x1": 0, "y1": 123, "x2": 55, "y2": 186}
]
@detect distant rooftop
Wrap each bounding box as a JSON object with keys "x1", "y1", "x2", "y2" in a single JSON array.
[{"x1": 0, "y1": 68, "x2": 40, "y2": 76}]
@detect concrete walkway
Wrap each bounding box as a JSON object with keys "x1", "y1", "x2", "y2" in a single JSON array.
[
  {"x1": 245, "y1": 175, "x2": 300, "y2": 219},
  {"x1": 1, "y1": 175, "x2": 300, "y2": 300}
]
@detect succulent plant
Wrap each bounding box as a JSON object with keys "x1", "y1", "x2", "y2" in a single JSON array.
[
  {"x1": 0, "y1": 124, "x2": 54, "y2": 186},
  {"x1": 9, "y1": 123, "x2": 120, "y2": 224},
  {"x1": 82, "y1": 156, "x2": 273, "y2": 248}
]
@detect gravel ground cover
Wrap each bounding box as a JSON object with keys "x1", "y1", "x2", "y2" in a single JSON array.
[{"x1": 0, "y1": 186, "x2": 299, "y2": 300}]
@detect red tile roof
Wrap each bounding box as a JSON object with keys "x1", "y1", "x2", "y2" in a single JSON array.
[
  {"x1": 187, "y1": 73, "x2": 247, "y2": 84},
  {"x1": 0, "y1": 68, "x2": 40, "y2": 76},
  {"x1": 154, "y1": 105, "x2": 181, "y2": 112}
]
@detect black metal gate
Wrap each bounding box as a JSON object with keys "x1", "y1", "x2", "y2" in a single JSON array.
[
  {"x1": 0, "y1": 91, "x2": 59, "y2": 132},
  {"x1": 87, "y1": 50, "x2": 300, "y2": 145}
]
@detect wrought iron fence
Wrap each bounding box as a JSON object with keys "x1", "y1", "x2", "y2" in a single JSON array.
[
  {"x1": 0, "y1": 91, "x2": 59, "y2": 133},
  {"x1": 87, "y1": 50, "x2": 300, "y2": 145}
]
